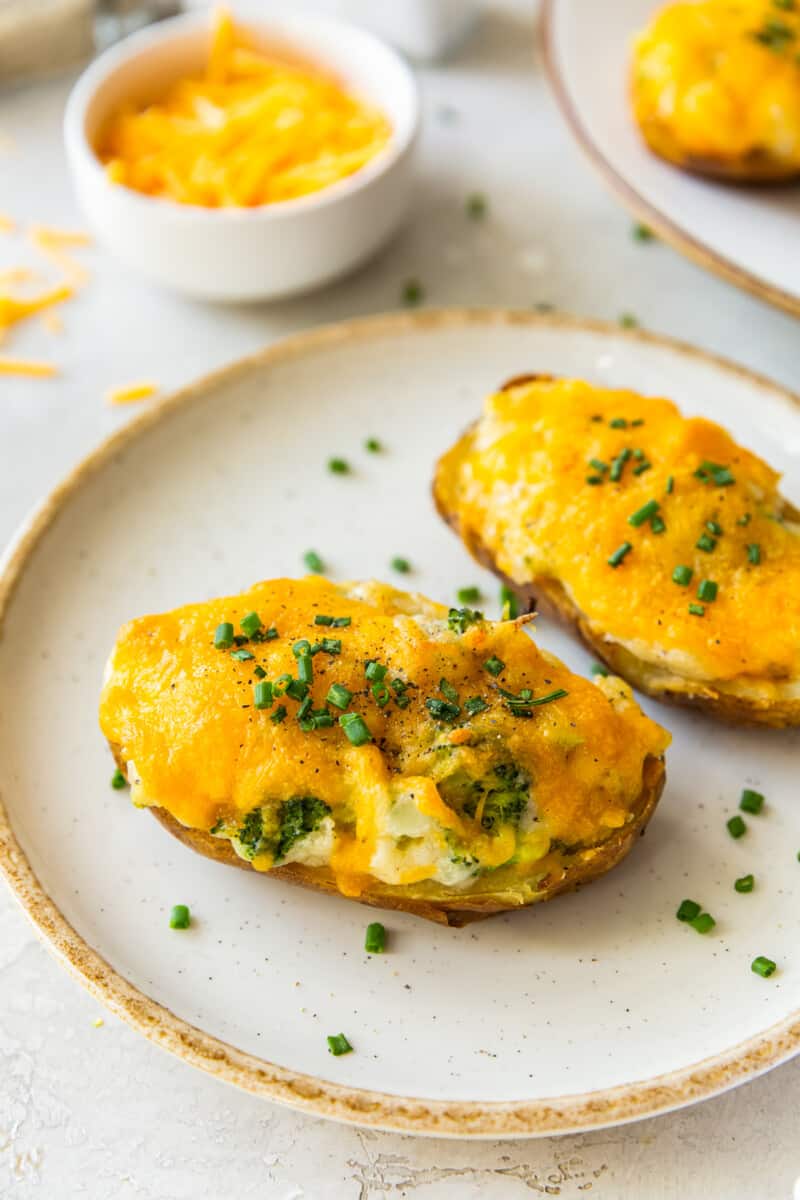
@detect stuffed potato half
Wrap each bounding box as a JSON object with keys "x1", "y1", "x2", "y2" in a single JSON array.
[
  {"x1": 99, "y1": 578, "x2": 669, "y2": 926},
  {"x1": 631, "y1": 0, "x2": 800, "y2": 182},
  {"x1": 433, "y1": 375, "x2": 800, "y2": 727}
]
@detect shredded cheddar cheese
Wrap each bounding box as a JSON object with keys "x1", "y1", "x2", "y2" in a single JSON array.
[
  {"x1": 97, "y1": 8, "x2": 392, "y2": 208},
  {"x1": 106, "y1": 381, "x2": 159, "y2": 406},
  {"x1": 0, "y1": 284, "x2": 72, "y2": 335},
  {"x1": 0, "y1": 358, "x2": 58, "y2": 377}
]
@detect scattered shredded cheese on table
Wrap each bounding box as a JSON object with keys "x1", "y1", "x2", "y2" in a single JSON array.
[
  {"x1": 106, "y1": 381, "x2": 159, "y2": 406},
  {"x1": 96, "y1": 8, "x2": 392, "y2": 209},
  {"x1": 0, "y1": 357, "x2": 58, "y2": 377}
]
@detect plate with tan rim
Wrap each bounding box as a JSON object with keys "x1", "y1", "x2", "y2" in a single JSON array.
[
  {"x1": 541, "y1": 0, "x2": 800, "y2": 319},
  {"x1": 1, "y1": 310, "x2": 799, "y2": 1138}
]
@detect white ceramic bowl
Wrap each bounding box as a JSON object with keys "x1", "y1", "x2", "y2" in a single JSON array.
[{"x1": 64, "y1": 10, "x2": 419, "y2": 302}]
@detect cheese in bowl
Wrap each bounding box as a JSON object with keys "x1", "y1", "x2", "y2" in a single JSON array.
[
  {"x1": 631, "y1": 0, "x2": 800, "y2": 182},
  {"x1": 99, "y1": 577, "x2": 669, "y2": 926},
  {"x1": 97, "y1": 9, "x2": 391, "y2": 208}
]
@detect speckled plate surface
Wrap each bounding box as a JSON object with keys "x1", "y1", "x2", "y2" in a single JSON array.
[
  {"x1": 542, "y1": 0, "x2": 800, "y2": 319},
  {"x1": 1, "y1": 311, "x2": 799, "y2": 1138}
]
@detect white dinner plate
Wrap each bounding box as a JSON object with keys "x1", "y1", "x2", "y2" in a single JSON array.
[
  {"x1": 1, "y1": 310, "x2": 799, "y2": 1138},
  {"x1": 542, "y1": 0, "x2": 800, "y2": 319}
]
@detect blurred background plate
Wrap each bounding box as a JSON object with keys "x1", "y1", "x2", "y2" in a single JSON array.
[
  {"x1": 1, "y1": 310, "x2": 799, "y2": 1137},
  {"x1": 542, "y1": 0, "x2": 800, "y2": 319}
]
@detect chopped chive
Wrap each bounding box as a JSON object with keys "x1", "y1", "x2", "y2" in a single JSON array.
[
  {"x1": 631, "y1": 418, "x2": 645, "y2": 427},
  {"x1": 751, "y1": 956, "x2": 777, "y2": 978},
  {"x1": 618, "y1": 312, "x2": 638, "y2": 329},
  {"x1": 265, "y1": 626, "x2": 279, "y2": 641},
  {"x1": 464, "y1": 696, "x2": 489, "y2": 715},
  {"x1": 402, "y1": 279, "x2": 423, "y2": 306},
  {"x1": 314, "y1": 614, "x2": 334, "y2": 626},
  {"x1": 633, "y1": 449, "x2": 644, "y2": 460},
  {"x1": 735, "y1": 874, "x2": 755, "y2": 893},
  {"x1": 311, "y1": 710, "x2": 334, "y2": 729},
  {"x1": 439, "y1": 678, "x2": 459, "y2": 704},
  {"x1": 589, "y1": 458, "x2": 608, "y2": 473},
  {"x1": 110, "y1": 768, "x2": 127, "y2": 790},
  {"x1": 364, "y1": 437, "x2": 382, "y2": 453},
  {"x1": 332, "y1": 616, "x2": 351, "y2": 628},
  {"x1": 391, "y1": 557, "x2": 411, "y2": 574},
  {"x1": 326, "y1": 683, "x2": 352, "y2": 710},
  {"x1": 650, "y1": 515, "x2": 666, "y2": 534},
  {"x1": 737, "y1": 513, "x2": 751, "y2": 526},
  {"x1": 727, "y1": 815, "x2": 747, "y2": 839},
  {"x1": 466, "y1": 192, "x2": 488, "y2": 219},
  {"x1": 696, "y1": 532, "x2": 717, "y2": 553},
  {"x1": 632, "y1": 222, "x2": 655, "y2": 242},
  {"x1": 292, "y1": 639, "x2": 312, "y2": 658},
  {"x1": 590, "y1": 662, "x2": 609, "y2": 676},
  {"x1": 500, "y1": 584, "x2": 519, "y2": 619},
  {"x1": 688, "y1": 603, "x2": 705, "y2": 617},
  {"x1": 297, "y1": 655, "x2": 313, "y2": 684},
  {"x1": 303, "y1": 550, "x2": 324, "y2": 573},
  {"x1": 665, "y1": 475, "x2": 674, "y2": 494},
  {"x1": 697, "y1": 580, "x2": 718, "y2": 602},
  {"x1": 609, "y1": 448, "x2": 631, "y2": 481},
  {"x1": 365, "y1": 660, "x2": 387, "y2": 683},
  {"x1": 214, "y1": 622, "x2": 234, "y2": 649},
  {"x1": 610, "y1": 417, "x2": 628, "y2": 429},
  {"x1": 254, "y1": 665, "x2": 267, "y2": 679},
  {"x1": 690, "y1": 912, "x2": 715, "y2": 934},
  {"x1": 231, "y1": 648, "x2": 255, "y2": 661},
  {"x1": 632, "y1": 461, "x2": 652, "y2": 476},
  {"x1": 706, "y1": 520, "x2": 723, "y2": 536},
  {"x1": 457, "y1": 586, "x2": 482, "y2": 604},
  {"x1": 285, "y1": 679, "x2": 309, "y2": 701},
  {"x1": 273, "y1": 674, "x2": 292, "y2": 694},
  {"x1": 484, "y1": 656, "x2": 505, "y2": 677},
  {"x1": 740, "y1": 788, "x2": 764, "y2": 814},
  {"x1": 296, "y1": 695, "x2": 313, "y2": 724},
  {"x1": 339, "y1": 712, "x2": 372, "y2": 745},
  {"x1": 529, "y1": 688, "x2": 569, "y2": 706},
  {"x1": 747, "y1": 543, "x2": 761, "y2": 564},
  {"x1": 364, "y1": 922, "x2": 386, "y2": 953},
  {"x1": 327, "y1": 1033, "x2": 353, "y2": 1056},
  {"x1": 676, "y1": 899, "x2": 701, "y2": 922},
  {"x1": 694, "y1": 461, "x2": 735, "y2": 487},
  {"x1": 240, "y1": 611, "x2": 262, "y2": 637},
  {"x1": 586, "y1": 475, "x2": 604, "y2": 485},
  {"x1": 319, "y1": 637, "x2": 342, "y2": 654},
  {"x1": 371, "y1": 681, "x2": 390, "y2": 707},
  {"x1": 270, "y1": 704, "x2": 287, "y2": 724},
  {"x1": 628, "y1": 499, "x2": 660, "y2": 527},
  {"x1": 254, "y1": 681, "x2": 273, "y2": 709},
  {"x1": 672, "y1": 564, "x2": 693, "y2": 586},
  {"x1": 169, "y1": 904, "x2": 191, "y2": 929},
  {"x1": 607, "y1": 541, "x2": 632, "y2": 568},
  {"x1": 328, "y1": 457, "x2": 350, "y2": 475},
  {"x1": 425, "y1": 698, "x2": 461, "y2": 722}
]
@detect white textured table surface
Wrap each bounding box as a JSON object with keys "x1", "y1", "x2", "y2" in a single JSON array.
[{"x1": 1, "y1": 3, "x2": 800, "y2": 1196}]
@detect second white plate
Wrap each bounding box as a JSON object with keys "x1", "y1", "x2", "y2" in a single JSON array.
[{"x1": 542, "y1": 0, "x2": 800, "y2": 318}]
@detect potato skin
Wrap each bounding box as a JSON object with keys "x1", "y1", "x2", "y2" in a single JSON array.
[
  {"x1": 111, "y1": 745, "x2": 666, "y2": 927},
  {"x1": 634, "y1": 121, "x2": 800, "y2": 185},
  {"x1": 432, "y1": 374, "x2": 800, "y2": 729}
]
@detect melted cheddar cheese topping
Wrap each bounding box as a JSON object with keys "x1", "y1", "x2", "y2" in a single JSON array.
[
  {"x1": 435, "y1": 377, "x2": 800, "y2": 690},
  {"x1": 97, "y1": 10, "x2": 391, "y2": 208},
  {"x1": 631, "y1": 0, "x2": 800, "y2": 172},
  {"x1": 99, "y1": 578, "x2": 668, "y2": 898}
]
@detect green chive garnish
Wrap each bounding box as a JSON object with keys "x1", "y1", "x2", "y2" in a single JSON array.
[
  {"x1": 425, "y1": 698, "x2": 460, "y2": 722},
  {"x1": 365, "y1": 922, "x2": 386, "y2": 953},
  {"x1": 586, "y1": 475, "x2": 604, "y2": 485},
  {"x1": 618, "y1": 312, "x2": 638, "y2": 329},
  {"x1": 297, "y1": 655, "x2": 313, "y2": 685},
  {"x1": 706, "y1": 520, "x2": 722, "y2": 536},
  {"x1": 590, "y1": 662, "x2": 609, "y2": 676},
  {"x1": 694, "y1": 461, "x2": 735, "y2": 487},
  {"x1": 672, "y1": 565, "x2": 692, "y2": 586},
  {"x1": 650, "y1": 514, "x2": 666, "y2": 534},
  {"x1": 254, "y1": 681, "x2": 273, "y2": 709},
  {"x1": 329, "y1": 457, "x2": 350, "y2": 474},
  {"x1": 285, "y1": 679, "x2": 308, "y2": 701},
  {"x1": 589, "y1": 458, "x2": 608, "y2": 473},
  {"x1": 697, "y1": 580, "x2": 717, "y2": 602},
  {"x1": 632, "y1": 461, "x2": 652, "y2": 476},
  {"x1": 240, "y1": 611, "x2": 262, "y2": 637},
  {"x1": 747, "y1": 543, "x2": 761, "y2": 564},
  {"x1": 371, "y1": 682, "x2": 390, "y2": 707},
  {"x1": 464, "y1": 696, "x2": 489, "y2": 715},
  {"x1": 737, "y1": 513, "x2": 751, "y2": 526},
  {"x1": 331, "y1": 616, "x2": 351, "y2": 628},
  {"x1": 696, "y1": 532, "x2": 716, "y2": 553},
  {"x1": 608, "y1": 541, "x2": 632, "y2": 568},
  {"x1": 676, "y1": 899, "x2": 701, "y2": 922},
  {"x1": 110, "y1": 768, "x2": 127, "y2": 790},
  {"x1": 254, "y1": 665, "x2": 267, "y2": 679},
  {"x1": 610, "y1": 417, "x2": 628, "y2": 429},
  {"x1": 265, "y1": 626, "x2": 279, "y2": 641},
  {"x1": 391, "y1": 557, "x2": 411, "y2": 574},
  {"x1": 315, "y1": 614, "x2": 334, "y2": 626},
  {"x1": 303, "y1": 550, "x2": 324, "y2": 573},
  {"x1": 271, "y1": 705, "x2": 287, "y2": 724},
  {"x1": 364, "y1": 437, "x2": 381, "y2": 453},
  {"x1": 466, "y1": 192, "x2": 487, "y2": 219},
  {"x1": 727, "y1": 815, "x2": 747, "y2": 839},
  {"x1": 688, "y1": 603, "x2": 705, "y2": 616},
  {"x1": 292, "y1": 640, "x2": 311, "y2": 658},
  {"x1": 439, "y1": 678, "x2": 459, "y2": 704},
  {"x1": 690, "y1": 912, "x2": 715, "y2": 934},
  {"x1": 740, "y1": 788, "x2": 764, "y2": 814},
  {"x1": 169, "y1": 904, "x2": 190, "y2": 930},
  {"x1": 665, "y1": 475, "x2": 674, "y2": 494},
  {"x1": 327, "y1": 1033, "x2": 353, "y2": 1055},
  {"x1": 231, "y1": 648, "x2": 254, "y2": 661},
  {"x1": 499, "y1": 584, "x2": 519, "y2": 619},
  {"x1": 751, "y1": 956, "x2": 777, "y2": 978},
  {"x1": 365, "y1": 661, "x2": 387, "y2": 682},
  {"x1": 326, "y1": 683, "x2": 352, "y2": 710},
  {"x1": 484, "y1": 656, "x2": 505, "y2": 677},
  {"x1": 632, "y1": 222, "x2": 655, "y2": 242},
  {"x1": 402, "y1": 279, "x2": 423, "y2": 306},
  {"x1": 214, "y1": 622, "x2": 234, "y2": 649},
  {"x1": 628, "y1": 499, "x2": 659, "y2": 527},
  {"x1": 319, "y1": 637, "x2": 342, "y2": 654},
  {"x1": 610, "y1": 448, "x2": 631, "y2": 481},
  {"x1": 529, "y1": 688, "x2": 569, "y2": 706},
  {"x1": 735, "y1": 874, "x2": 755, "y2": 893},
  {"x1": 339, "y1": 712, "x2": 372, "y2": 745},
  {"x1": 457, "y1": 586, "x2": 481, "y2": 604}
]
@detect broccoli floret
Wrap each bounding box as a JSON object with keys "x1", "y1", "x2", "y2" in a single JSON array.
[
  {"x1": 236, "y1": 807, "x2": 268, "y2": 859},
  {"x1": 275, "y1": 796, "x2": 331, "y2": 861},
  {"x1": 439, "y1": 761, "x2": 531, "y2": 833},
  {"x1": 447, "y1": 606, "x2": 484, "y2": 634}
]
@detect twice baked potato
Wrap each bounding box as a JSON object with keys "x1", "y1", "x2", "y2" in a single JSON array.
[
  {"x1": 99, "y1": 577, "x2": 669, "y2": 925},
  {"x1": 434, "y1": 375, "x2": 800, "y2": 727},
  {"x1": 631, "y1": 0, "x2": 800, "y2": 182}
]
